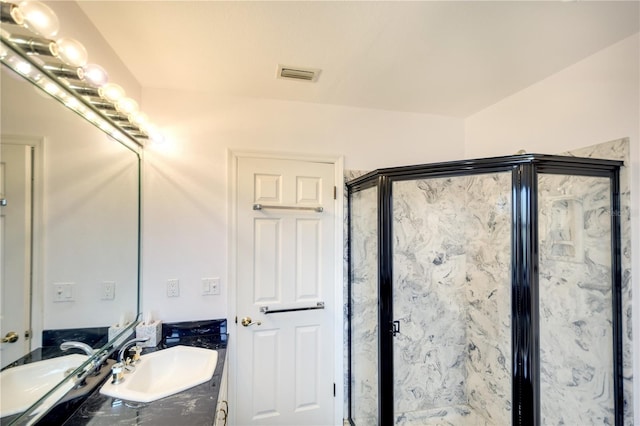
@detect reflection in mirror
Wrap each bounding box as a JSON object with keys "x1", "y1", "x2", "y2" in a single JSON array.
[{"x1": 0, "y1": 60, "x2": 140, "y2": 421}]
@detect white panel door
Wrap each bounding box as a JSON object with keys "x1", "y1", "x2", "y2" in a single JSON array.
[
  {"x1": 0, "y1": 143, "x2": 32, "y2": 368},
  {"x1": 235, "y1": 157, "x2": 335, "y2": 425}
]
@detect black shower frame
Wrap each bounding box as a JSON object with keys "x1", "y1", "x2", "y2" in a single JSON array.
[{"x1": 346, "y1": 153, "x2": 623, "y2": 426}]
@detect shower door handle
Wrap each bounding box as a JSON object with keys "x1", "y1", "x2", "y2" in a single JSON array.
[{"x1": 392, "y1": 320, "x2": 400, "y2": 336}]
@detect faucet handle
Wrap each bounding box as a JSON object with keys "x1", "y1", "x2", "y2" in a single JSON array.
[
  {"x1": 131, "y1": 345, "x2": 143, "y2": 362},
  {"x1": 111, "y1": 362, "x2": 125, "y2": 384}
]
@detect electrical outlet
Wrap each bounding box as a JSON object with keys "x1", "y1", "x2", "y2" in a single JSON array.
[
  {"x1": 201, "y1": 277, "x2": 221, "y2": 296},
  {"x1": 167, "y1": 279, "x2": 180, "y2": 297},
  {"x1": 53, "y1": 282, "x2": 74, "y2": 302},
  {"x1": 101, "y1": 281, "x2": 115, "y2": 300}
]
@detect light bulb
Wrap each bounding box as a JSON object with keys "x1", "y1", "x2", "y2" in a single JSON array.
[
  {"x1": 83, "y1": 63, "x2": 108, "y2": 87},
  {"x1": 37, "y1": 78, "x2": 61, "y2": 96},
  {"x1": 128, "y1": 111, "x2": 149, "y2": 128},
  {"x1": 146, "y1": 124, "x2": 165, "y2": 145},
  {"x1": 98, "y1": 82, "x2": 125, "y2": 102},
  {"x1": 56, "y1": 37, "x2": 88, "y2": 67},
  {"x1": 85, "y1": 111, "x2": 97, "y2": 122},
  {"x1": 116, "y1": 97, "x2": 139, "y2": 115},
  {"x1": 7, "y1": 56, "x2": 33, "y2": 76},
  {"x1": 19, "y1": 1, "x2": 59, "y2": 38}
]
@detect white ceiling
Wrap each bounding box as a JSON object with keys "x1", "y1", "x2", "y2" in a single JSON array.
[{"x1": 77, "y1": 1, "x2": 639, "y2": 118}]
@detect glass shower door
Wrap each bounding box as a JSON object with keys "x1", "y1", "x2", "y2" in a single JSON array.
[
  {"x1": 349, "y1": 185, "x2": 380, "y2": 425},
  {"x1": 392, "y1": 173, "x2": 512, "y2": 425},
  {"x1": 538, "y1": 174, "x2": 616, "y2": 425}
]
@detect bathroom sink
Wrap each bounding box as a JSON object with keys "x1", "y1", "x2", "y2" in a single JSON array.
[
  {"x1": 99, "y1": 345, "x2": 218, "y2": 403},
  {"x1": 0, "y1": 354, "x2": 89, "y2": 418}
]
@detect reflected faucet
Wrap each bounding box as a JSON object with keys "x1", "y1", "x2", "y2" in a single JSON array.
[
  {"x1": 60, "y1": 341, "x2": 95, "y2": 356},
  {"x1": 118, "y1": 337, "x2": 149, "y2": 363}
]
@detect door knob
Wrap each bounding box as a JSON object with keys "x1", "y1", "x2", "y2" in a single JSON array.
[
  {"x1": 241, "y1": 317, "x2": 261, "y2": 327},
  {"x1": 2, "y1": 331, "x2": 19, "y2": 343}
]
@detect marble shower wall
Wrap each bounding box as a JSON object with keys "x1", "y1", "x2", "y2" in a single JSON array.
[{"x1": 392, "y1": 173, "x2": 512, "y2": 424}]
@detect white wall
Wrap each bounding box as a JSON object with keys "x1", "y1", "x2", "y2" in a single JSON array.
[
  {"x1": 139, "y1": 90, "x2": 465, "y2": 322},
  {"x1": 465, "y1": 32, "x2": 640, "y2": 426}
]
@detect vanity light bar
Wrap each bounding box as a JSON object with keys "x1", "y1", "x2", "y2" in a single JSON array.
[
  {"x1": 1, "y1": 35, "x2": 142, "y2": 150},
  {"x1": 0, "y1": 1, "x2": 164, "y2": 148}
]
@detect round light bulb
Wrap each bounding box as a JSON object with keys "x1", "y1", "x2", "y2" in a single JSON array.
[
  {"x1": 8, "y1": 56, "x2": 33, "y2": 76},
  {"x1": 56, "y1": 37, "x2": 88, "y2": 67},
  {"x1": 146, "y1": 124, "x2": 165, "y2": 145},
  {"x1": 38, "y1": 78, "x2": 61, "y2": 96},
  {"x1": 116, "y1": 97, "x2": 139, "y2": 115},
  {"x1": 128, "y1": 111, "x2": 149, "y2": 128},
  {"x1": 98, "y1": 82, "x2": 125, "y2": 102},
  {"x1": 83, "y1": 63, "x2": 109, "y2": 87},
  {"x1": 19, "y1": 1, "x2": 59, "y2": 38}
]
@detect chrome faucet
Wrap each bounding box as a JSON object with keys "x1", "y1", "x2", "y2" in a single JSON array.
[
  {"x1": 60, "y1": 341, "x2": 95, "y2": 356},
  {"x1": 118, "y1": 337, "x2": 149, "y2": 363}
]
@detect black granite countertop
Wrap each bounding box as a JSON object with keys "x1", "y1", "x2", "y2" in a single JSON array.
[
  {"x1": 1, "y1": 319, "x2": 227, "y2": 426},
  {"x1": 61, "y1": 320, "x2": 228, "y2": 426}
]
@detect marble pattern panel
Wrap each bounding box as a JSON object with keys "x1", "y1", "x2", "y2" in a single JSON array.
[{"x1": 463, "y1": 173, "x2": 512, "y2": 424}]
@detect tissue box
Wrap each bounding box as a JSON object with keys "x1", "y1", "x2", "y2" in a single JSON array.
[
  {"x1": 135, "y1": 320, "x2": 162, "y2": 347},
  {"x1": 108, "y1": 325, "x2": 133, "y2": 348}
]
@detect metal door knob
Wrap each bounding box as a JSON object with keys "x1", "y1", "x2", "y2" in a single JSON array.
[
  {"x1": 2, "y1": 331, "x2": 19, "y2": 343},
  {"x1": 241, "y1": 317, "x2": 261, "y2": 327}
]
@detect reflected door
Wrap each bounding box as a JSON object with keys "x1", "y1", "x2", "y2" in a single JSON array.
[{"x1": 0, "y1": 142, "x2": 32, "y2": 368}]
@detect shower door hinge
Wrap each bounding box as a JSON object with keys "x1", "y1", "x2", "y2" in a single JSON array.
[
  {"x1": 392, "y1": 320, "x2": 400, "y2": 336},
  {"x1": 333, "y1": 186, "x2": 337, "y2": 200}
]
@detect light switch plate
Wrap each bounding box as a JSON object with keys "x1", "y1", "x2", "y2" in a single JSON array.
[
  {"x1": 53, "y1": 282, "x2": 74, "y2": 302},
  {"x1": 201, "y1": 277, "x2": 221, "y2": 296}
]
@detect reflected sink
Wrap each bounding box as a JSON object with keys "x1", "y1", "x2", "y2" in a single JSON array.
[
  {"x1": 0, "y1": 354, "x2": 89, "y2": 418},
  {"x1": 99, "y1": 345, "x2": 218, "y2": 403}
]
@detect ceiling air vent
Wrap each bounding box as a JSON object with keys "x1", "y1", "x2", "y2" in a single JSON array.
[{"x1": 277, "y1": 65, "x2": 320, "y2": 82}]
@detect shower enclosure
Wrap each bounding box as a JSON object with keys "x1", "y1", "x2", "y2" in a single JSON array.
[{"x1": 347, "y1": 154, "x2": 623, "y2": 426}]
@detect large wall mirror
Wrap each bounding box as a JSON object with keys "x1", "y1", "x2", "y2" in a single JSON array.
[{"x1": 0, "y1": 58, "x2": 140, "y2": 420}]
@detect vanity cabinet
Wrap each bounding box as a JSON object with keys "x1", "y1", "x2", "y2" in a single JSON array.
[{"x1": 215, "y1": 351, "x2": 228, "y2": 425}]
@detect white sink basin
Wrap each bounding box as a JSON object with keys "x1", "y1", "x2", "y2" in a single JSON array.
[
  {"x1": 99, "y1": 345, "x2": 218, "y2": 403},
  {"x1": 0, "y1": 354, "x2": 89, "y2": 418}
]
